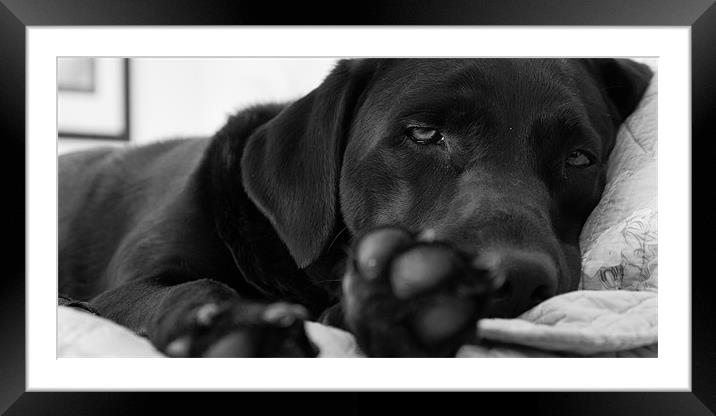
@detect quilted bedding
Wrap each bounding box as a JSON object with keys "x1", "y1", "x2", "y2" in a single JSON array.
[
  {"x1": 58, "y1": 288, "x2": 657, "y2": 358},
  {"x1": 57, "y1": 59, "x2": 658, "y2": 358}
]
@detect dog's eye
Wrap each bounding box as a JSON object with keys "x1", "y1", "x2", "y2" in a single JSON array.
[
  {"x1": 407, "y1": 127, "x2": 445, "y2": 145},
  {"x1": 565, "y1": 150, "x2": 593, "y2": 168}
]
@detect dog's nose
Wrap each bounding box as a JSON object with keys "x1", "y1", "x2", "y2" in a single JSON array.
[{"x1": 475, "y1": 249, "x2": 558, "y2": 318}]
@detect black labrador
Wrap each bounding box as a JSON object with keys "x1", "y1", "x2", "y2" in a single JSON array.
[{"x1": 59, "y1": 58, "x2": 652, "y2": 357}]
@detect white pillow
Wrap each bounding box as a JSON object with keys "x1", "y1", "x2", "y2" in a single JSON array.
[{"x1": 579, "y1": 59, "x2": 658, "y2": 292}]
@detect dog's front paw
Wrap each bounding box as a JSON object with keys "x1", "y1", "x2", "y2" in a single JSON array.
[
  {"x1": 163, "y1": 302, "x2": 318, "y2": 357},
  {"x1": 343, "y1": 226, "x2": 494, "y2": 357}
]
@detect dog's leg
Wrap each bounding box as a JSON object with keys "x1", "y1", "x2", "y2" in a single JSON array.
[
  {"x1": 342, "y1": 227, "x2": 495, "y2": 357},
  {"x1": 90, "y1": 278, "x2": 317, "y2": 357}
]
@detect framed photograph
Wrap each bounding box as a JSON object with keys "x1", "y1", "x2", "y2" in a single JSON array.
[
  {"x1": 5, "y1": 0, "x2": 712, "y2": 414},
  {"x1": 57, "y1": 57, "x2": 130, "y2": 141}
]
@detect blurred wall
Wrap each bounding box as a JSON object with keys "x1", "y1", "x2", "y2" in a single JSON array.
[
  {"x1": 58, "y1": 58, "x2": 338, "y2": 154},
  {"x1": 57, "y1": 57, "x2": 656, "y2": 155}
]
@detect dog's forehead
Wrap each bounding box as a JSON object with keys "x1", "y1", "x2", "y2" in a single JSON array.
[
  {"x1": 375, "y1": 59, "x2": 577, "y2": 93},
  {"x1": 343, "y1": 58, "x2": 607, "y2": 169},
  {"x1": 349, "y1": 59, "x2": 589, "y2": 145},
  {"x1": 362, "y1": 59, "x2": 583, "y2": 120}
]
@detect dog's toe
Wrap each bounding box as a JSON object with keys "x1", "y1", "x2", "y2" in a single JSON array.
[
  {"x1": 261, "y1": 302, "x2": 309, "y2": 326},
  {"x1": 354, "y1": 227, "x2": 412, "y2": 281},
  {"x1": 165, "y1": 336, "x2": 192, "y2": 357}
]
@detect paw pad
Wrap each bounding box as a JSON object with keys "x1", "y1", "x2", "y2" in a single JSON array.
[
  {"x1": 390, "y1": 244, "x2": 464, "y2": 299},
  {"x1": 354, "y1": 227, "x2": 412, "y2": 280},
  {"x1": 195, "y1": 303, "x2": 220, "y2": 326},
  {"x1": 261, "y1": 303, "x2": 308, "y2": 327}
]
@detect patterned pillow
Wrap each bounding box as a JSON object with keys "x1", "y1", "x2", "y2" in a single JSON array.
[{"x1": 579, "y1": 59, "x2": 658, "y2": 292}]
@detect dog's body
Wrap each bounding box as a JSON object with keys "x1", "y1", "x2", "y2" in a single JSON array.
[{"x1": 59, "y1": 59, "x2": 651, "y2": 357}]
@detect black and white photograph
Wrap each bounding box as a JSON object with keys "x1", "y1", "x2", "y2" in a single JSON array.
[{"x1": 57, "y1": 57, "x2": 658, "y2": 359}]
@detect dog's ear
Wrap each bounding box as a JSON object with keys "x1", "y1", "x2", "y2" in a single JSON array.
[
  {"x1": 241, "y1": 59, "x2": 375, "y2": 268},
  {"x1": 582, "y1": 58, "x2": 653, "y2": 124}
]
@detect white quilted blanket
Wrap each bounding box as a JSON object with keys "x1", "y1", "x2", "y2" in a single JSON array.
[
  {"x1": 58, "y1": 289, "x2": 658, "y2": 358},
  {"x1": 57, "y1": 59, "x2": 658, "y2": 358}
]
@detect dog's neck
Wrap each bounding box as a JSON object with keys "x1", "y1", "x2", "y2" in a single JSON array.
[{"x1": 198, "y1": 105, "x2": 340, "y2": 315}]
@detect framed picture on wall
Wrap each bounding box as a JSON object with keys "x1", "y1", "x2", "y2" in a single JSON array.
[{"x1": 57, "y1": 57, "x2": 130, "y2": 141}]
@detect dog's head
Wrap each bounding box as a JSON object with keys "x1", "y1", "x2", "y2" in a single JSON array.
[{"x1": 241, "y1": 58, "x2": 652, "y2": 317}]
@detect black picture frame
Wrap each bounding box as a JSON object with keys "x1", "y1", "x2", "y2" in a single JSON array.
[
  {"x1": 3, "y1": 0, "x2": 711, "y2": 414},
  {"x1": 57, "y1": 58, "x2": 130, "y2": 142}
]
